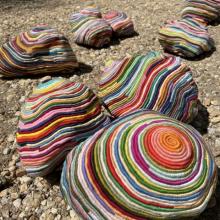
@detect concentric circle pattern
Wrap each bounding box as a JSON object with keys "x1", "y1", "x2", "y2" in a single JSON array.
[
  {"x1": 159, "y1": 18, "x2": 214, "y2": 58},
  {"x1": 16, "y1": 78, "x2": 110, "y2": 176},
  {"x1": 69, "y1": 13, "x2": 112, "y2": 48},
  {"x1": 103, "y1": 10, "x2": 135, "y2": 37},
  {"x1": 182, "y1": 0, "x2": 220, "y2": 24},
  {"x1": 0, "y1": 25, "x2": 78, "y2": 77},
  {"x1": 61, "y1": 110, "x2": 217, "y2": 220},
  {"x1": 98, "y1": 51, "x2": 198, "y2": 122}
]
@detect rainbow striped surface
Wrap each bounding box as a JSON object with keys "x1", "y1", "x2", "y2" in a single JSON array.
[
  {"x1": 70, "y1": 13, "x2": 112, "y2": 48},
  {"x1": 61, "y1": 109, "x2": 217, "y2": 220},
  {"x1": 80, "y1": 6, "x2": 102, "y2": 18},
  {"x1": 182, "y1": 0, "x2": 220, "y2": 24},
  {"x1": 98, "y1": 51, "x2": 198, "y2": 122},
  {"x1": 103, "y1": 10, "x2": 135, "y2": 37},
  {"x1": 159, "y1": 18, "x2": 214, "y2": 58},
  {"x1": 0, "y1": 25, "x2": 78, "y2": 77},
  {"x1": 16, "y1": 78, "x2": 110, "y2": 176}
]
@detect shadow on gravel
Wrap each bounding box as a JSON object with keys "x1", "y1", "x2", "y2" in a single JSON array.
[
  {"x1": 0, "y1": 62, "x2": 93, "y2": 80},
  {"x1": 190, "y1": 100, "x2": 210, "y2": 135},
  {"x1": 45, "y1": 169, "x2": 62, "y2": 186},
  {"x1": 198, "y1": 167, "x2": 220, "y2": 220}
]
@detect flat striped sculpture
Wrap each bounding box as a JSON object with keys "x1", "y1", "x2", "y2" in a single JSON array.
[
  {"x1": 98, "y1": 51, "x2": 198, "y2": 123},
  {"x1": 61, "y1": 110, "x2": 217, "y2": 220},
  {"x1": 103, "y1": 10, "x2": 135, "y2": 37},
  {"x1": 158, "y1": 18, "x2": 214, "y2": 58},
  {"x1": 80, "y1": 6, "x2": 102, "y2": 18},
  {"x1": 70, "y1": 13, "x2": 112, "y2": 48},
  {"x1": 0, "y1": 25, "x2": 78, "y2": 77},
  {"x1": 182, "y1": 0, "x2": 220, "y2": 24},
  {"x1": 16, "y1": 78, "x2": 110, "y2": 176}
]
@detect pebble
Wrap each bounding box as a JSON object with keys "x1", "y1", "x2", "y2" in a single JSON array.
[
  {"x1": 51, "y1": 208, "x2": 58, "y2": 214},
  {"x1": 20, "y1": 176, "x2": 32, "y2": 184},
  {"x1": 3, "y1": 148, "x2": 11, "y2": 155},
  {"x1": 211, "y1": 116, "x2": 220, "y2": 124},
  {"x1": 69, "y1": 210, "x2": 78, "y2": 219},
  {"x1": 13, "y1": 198, "x2": 22, "y2": 208},
  {"x1": 39, "y1": 75, "x2": 52, "y2": 83},
  {"x1": 7, "y1": 134, "x2": 14, "y2": 143}
]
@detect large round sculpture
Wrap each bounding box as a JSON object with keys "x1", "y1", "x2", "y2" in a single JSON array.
[
  {"x1": 70, "y1": 13, "x2": 112, "y2": 48},
  {"x1": 98, "y1": 51, "x2": 198, "y2": 123},
  {"x1": 16, "y1": 78, "x2": 110, "y2": 176},
  {"x1": 0, "y1": 25, "x2": 78, "y2": 77},
  {"x1": 61, "y1": 110, "x2": 217, "y2": 220},
  {"x1": 182, "y1": 0, "x2": 220, "y2": 24},
  {"x1": 158, "y1": 18, "x2": 214, "y2": 58}
]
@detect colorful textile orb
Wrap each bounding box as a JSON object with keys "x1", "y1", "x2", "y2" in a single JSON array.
[
  {"x1": 16, "y1": 78, "x2": 110, "y2": 176},
  {"x1": 103, "y1": 10, "x2": 135, "y2": 37},
  {"x1": 70, "y1": 13, "x2": 112, "y2": 48},
  {"x1": 61, "y1": 110, "x2": 217, "y2": 220},
  {"x1": 80, "y1": 6, "x2": 102, "y2": 18},
  {"x1": 98, "y1": 51, "x2": 198, "y2": 123},
  {"x1": 0, "y1": 25, "x2": 78, "y2": 77},
  {"x1": 158, "y1": 18, "x2": 214, "y2": 58},
  {"x1": 182, "y1": 0, "x2": 220, "y2": 24}
]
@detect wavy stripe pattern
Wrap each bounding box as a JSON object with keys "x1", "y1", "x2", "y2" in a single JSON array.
[
  {"x1": 98, "y1": 51, "x2": 198, "y2": 122},
  {"x1": 61, "y1": 110, "x2": 217, "y2": 220},
  {"x1": 103, "y1": 10, "x2": 135, "y2": 37},
  {"x1": 16, "y1": 78, "x2": 110, "y2": 176},
  {"x1": 159, "y1": 18, "x2": 214, "y2": 58},
  {"x1": 70, "y1": 13, "x2": 112, "y2": 48},
  {"x1": 0, "y1": 25, "x2": 78, "y2": 77},
  {"x1": 182, "y1": 0, "x2": 220, "y2": 23},
  {"x1": 80, "y1": 6, "x2": 102, "y2": 18}
]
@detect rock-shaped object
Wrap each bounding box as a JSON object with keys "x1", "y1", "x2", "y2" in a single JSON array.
[
  {"x1": 80, "y1": 6, "x2": 102, "y2": 18},
  {"x1": 70, "y1": 13, "x2": 112, "y2": 48},
  {"x1": 98, "y1": 51, "x2": 198, "y2": 122},
  {"x1": 158, "y1": 18, "x2": 214, "y2": 58},
  {"x1": 182, "y1": 0, "x2": 220, "y2": 24},
  {"x1": 61, "y1": 110, "x2": 217, "y2": 220},
  {"x1": 16, "y1": 78, "x2": 110, "y2": 176},
  {"x1": 0, "y1": 26, "x2": 78, "y2": 77},
  {"x1": 103, "y1": 10, "x2": 135, "y2": 37}
]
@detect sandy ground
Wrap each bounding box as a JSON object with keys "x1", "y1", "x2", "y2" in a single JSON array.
[{"x1": 0, "y1": 0, "x2": 219, "y2": 219}]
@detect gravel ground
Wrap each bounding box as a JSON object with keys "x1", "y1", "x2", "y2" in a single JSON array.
[{"x1": 0, "y1": 0, "x2": 220, "y2": 219}]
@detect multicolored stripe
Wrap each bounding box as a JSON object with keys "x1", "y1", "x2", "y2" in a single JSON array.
[
  {"x1": 0, "y1": 25, "x2": 78, "y2": 77},
  {"x1": 61, "y1": 110, "x2": 217, "y2": 220},
  {"x1": 98, "y1": 51, "x2": 198, "y2": 123},
  {"x1": 158, "y1": 18, "x2": 214, "y2": 58},
  {"x1": 80, "y1": 6, "x2": 102, "y2": 18},
  {"x1": 69, "y1": 13, "x2": 112, "y2": 48},
  {"x1": 16, "y1": 78, "x2": 110, "y2": 176},
  {"x1": 103, "y1": 10, "x2": 135, "y2": 37},
  {"x1": 182, "y1": 0, "x2": 220, "y2": 24}
]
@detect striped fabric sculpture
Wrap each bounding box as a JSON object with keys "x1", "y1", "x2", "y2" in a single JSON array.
[
  {"x1": 70, "y1": 13, "x2": 112, "y2": 48},
  {"x1": 16, "y1": 78, "x2": 110, "y2": 176},
  {"x1": 98, "y1": 51, "x2": 198, "y2": 123},
  {"x1": 182, "y1": 0, "x2": 220, "y2": 24},
  {"x1": 80, "y1": 6, "x2": 102, "y2": 18},
  {"x1": 103, "y1": 10, "x2": 135, "y2": 37},
  {"x1": 61, "y1": 110, "x2": 217, "y2": 220},
  {"x1": 0, "y1": 25, "x2": 78, "y2": 77},
  {"x1": 158, "y1": 18, "x2": 214, "y2": 58}
]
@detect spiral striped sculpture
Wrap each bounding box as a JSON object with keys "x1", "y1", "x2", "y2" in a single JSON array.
[
  {"x1": 182, "y1": 0, "x2": 220, "y2": 24},
  {"x1": 103, "y1": 10, "x2": 135, "y2": 37},
  {"x1": 80, "y1": 6, "x2": 102, "y2": 18},
  {"x1": 158, "y1": 18, "x2": 214, "y2": 58},
  {"x1": 16, "y1": 78, "x2": 110, "y2": 176},
  {"x1": 98, "y1": 51, "x2": 198, "y2": 123},
  {"x1": 70, "y1": 13, "x2": 112, "y2": 48},
  {"x1": 0, "y1": 25, "x2": 78, "y2": 77},
  {"x1": 61, "y1": 110, "x2": 217, "y2": 220}
]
